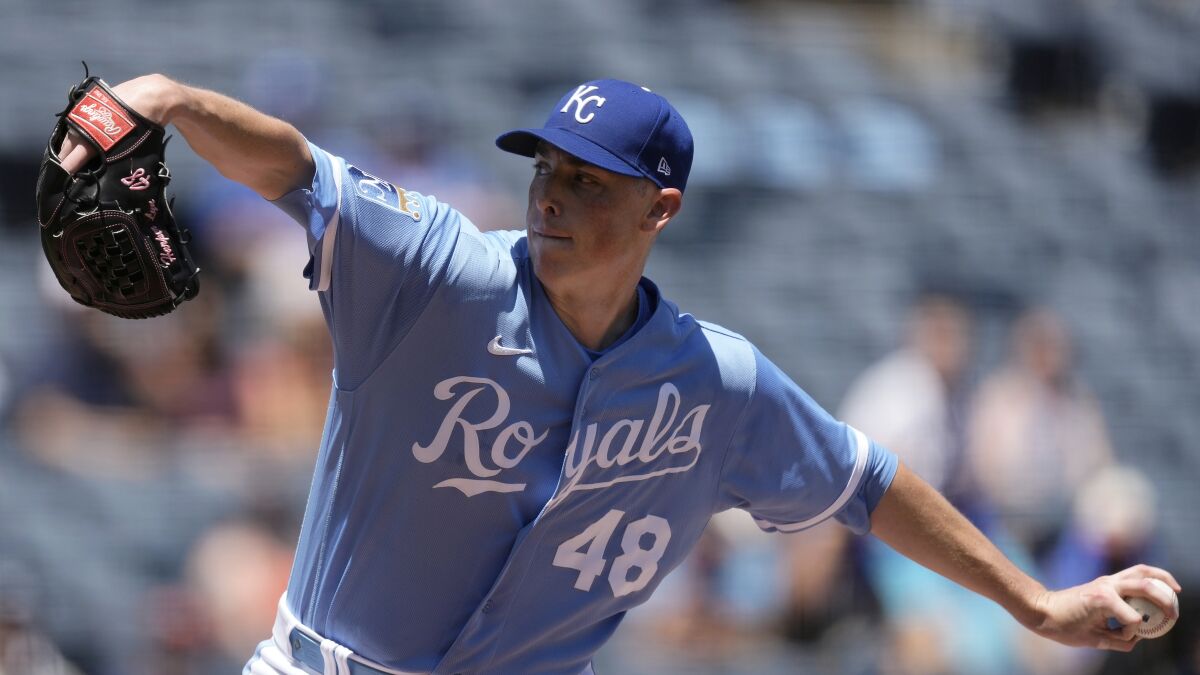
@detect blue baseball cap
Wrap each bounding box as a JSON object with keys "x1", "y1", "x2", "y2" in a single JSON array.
[{"x1": 496, "y1": 79, "x2": 694, "y2": 192}]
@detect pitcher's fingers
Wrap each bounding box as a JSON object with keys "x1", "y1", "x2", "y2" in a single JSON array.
[
  {"x1": 1117, "y1": 576, "x2": 1180, "y2": 619},
  {"x1": 1104, "y1": 615, "x2": 1143, "y2": 643},
  {"x1": 1117, "y1": 565, "x2": 1182, "y2": 594},
  {"x1": 57, "y1": 128, "x2": 83, "y2": 158},
  {"x1": 1095, "y1": 625, "x2": 1139, "y2": 652},
  {"x1": 1105, "y1": 589, "x2": 1146, "y2": 627},
  {"x1": 1110, "y1": 635, "x2": 1139, "y2": 653},
  {"x1": 60, "y1": 142, "x2": 95, "y2": 175}
]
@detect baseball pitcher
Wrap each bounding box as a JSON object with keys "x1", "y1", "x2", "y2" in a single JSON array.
[{"x1": 45, "y1": 74, "x2": 1180, "y2": 675}]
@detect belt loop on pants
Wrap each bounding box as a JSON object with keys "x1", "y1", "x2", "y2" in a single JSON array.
[{"x1": 271, "y1": 594, "x2": 426, "y2": 675}]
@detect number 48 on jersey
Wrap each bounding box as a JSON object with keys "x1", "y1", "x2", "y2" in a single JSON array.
[{"x1": 552, "y1": 509, "x2": 672, "y2": 597}]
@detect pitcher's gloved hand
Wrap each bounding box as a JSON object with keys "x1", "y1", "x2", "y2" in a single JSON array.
[{"x1": 36, "y1": 65, "x2": 199, "y2": 319}]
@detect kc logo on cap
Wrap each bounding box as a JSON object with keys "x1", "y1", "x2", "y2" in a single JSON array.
[
  {"x1": 495, "y1": 79, "x2": 694, "y2": 192},
  {"x1": 561, "y1": 85, "x2": 606, "y2": 124}
]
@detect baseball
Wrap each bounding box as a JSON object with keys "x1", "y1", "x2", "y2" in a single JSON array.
[{"x1": 1124, "y1": 578, "x2": 1178, "y2": 639}]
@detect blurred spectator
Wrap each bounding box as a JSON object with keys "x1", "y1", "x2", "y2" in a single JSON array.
[
  {"x1": 183, "y1": 517, "x2": 293, "y2": 673},
  {"x1": 859, "y1": 521, "x2": 1031, "y2": 675},
  {"x1": 595, "y1": 510, "x2": 769, "y2": 668},
  {"x1": 967, "y1": 307, "x2": 1115, "y2": 563},
  {"x1": 646, "y1": 525, "x2": 739, "y2": 655},
  {"x1": 839, "y1": 293, "x2": 973, "y2": 502},
  {"x1": 620, "y1": 511, "x2": 774, "y2": 659},
  {"x1": 13, "y1": 294, "x2": 235, "y2": 480},
  {"x1": 840, "y1": 294, "x2": 1025, "y2": 675},
  {"x1": 1044, "y1": 465, "x2": 1160, "y2": 590},
  {"x1": 0, "y1": 559, "x2": 83, "y2": 675},
  {"x1": 777, "y1": 520, "x2": 875, "y2": 648},
  {"x1": 1032, "y1": 465, "x2": 1174, "y2": 675},
  {"x1": 139, "y1": 514, "x2": 294, "y2": 675},
  {"x1": 228, "y1": 315, "x2": 333, "y2": 462},
  {"x1": 7, "y1": 277, "x2": 318, "y2": 674}
]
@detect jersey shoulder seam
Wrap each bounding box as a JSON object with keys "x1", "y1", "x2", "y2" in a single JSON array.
[
  {"x1": 694, "y1": 318, "x2": 750, "y2": 343},
  {"x1": 707, "y1": 339, "x2": 759, "y2": 516}
]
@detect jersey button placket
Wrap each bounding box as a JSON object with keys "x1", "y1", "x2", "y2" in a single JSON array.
[{"x1": 579, "y1": 368, "x2": 600, "y2": 417}]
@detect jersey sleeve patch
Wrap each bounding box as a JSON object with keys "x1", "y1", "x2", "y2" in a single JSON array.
[
  {"x1": 347, "y1": 165, "x2": 422, "y2": 221},
  {"x1": 750, "y1": 425, "x2": 870, "y2": 533}
]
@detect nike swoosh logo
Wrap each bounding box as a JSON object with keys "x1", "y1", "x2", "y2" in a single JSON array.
[{"x1": 488, "y1": 335, "x2": 533, "y2": 357}]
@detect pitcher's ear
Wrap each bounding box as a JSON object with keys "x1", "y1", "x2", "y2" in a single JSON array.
[{"x1": 644, "y1": 188, "x2": 682, "y2": 232}]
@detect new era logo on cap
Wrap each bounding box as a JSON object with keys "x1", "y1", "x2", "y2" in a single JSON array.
[{"x1": 495, "y1": 79, "x2": 694, "y2": 192}]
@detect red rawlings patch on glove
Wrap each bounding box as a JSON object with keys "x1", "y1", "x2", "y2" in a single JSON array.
[{"x1": 66, "y1": 85, "x2": 138, "y2": 151}]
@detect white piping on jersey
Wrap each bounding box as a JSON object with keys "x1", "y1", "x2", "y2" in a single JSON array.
[
  {"x1": 315, "y1": 156, "x2": 344, "y2": 292},
  {"x1": 752, "y1": 425, "x2": 870, "y2": 533}
]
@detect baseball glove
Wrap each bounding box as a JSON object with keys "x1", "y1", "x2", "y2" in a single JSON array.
[{"x1": 36, "y1": 66, "x2": 199, "y2": 319}]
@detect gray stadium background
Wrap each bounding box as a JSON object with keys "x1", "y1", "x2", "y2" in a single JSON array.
[{"x1": 1, "y1": 0, "x2": 1198, "y2": 673}]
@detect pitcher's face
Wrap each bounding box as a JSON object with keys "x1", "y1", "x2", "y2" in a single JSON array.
[{"x1": 525, "y1": 143, "x2": 659, "y2": 290}]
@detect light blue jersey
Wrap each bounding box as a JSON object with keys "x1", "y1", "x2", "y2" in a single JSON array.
[{"x1": 264, "y1": 142, "x2": 898, "y2": 674}]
